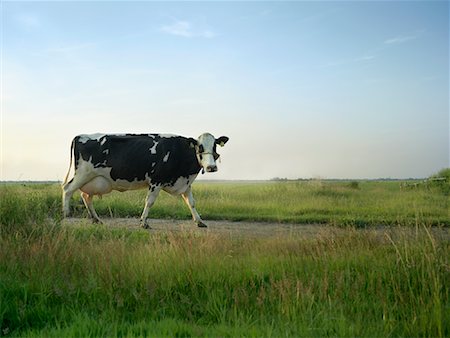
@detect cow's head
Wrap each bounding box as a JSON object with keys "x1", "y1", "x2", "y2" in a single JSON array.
[{"x1": 189, "y1": 133, "x2": 229, "y2": 173}]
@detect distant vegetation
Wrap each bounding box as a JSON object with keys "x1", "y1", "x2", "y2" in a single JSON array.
[
  {"x1": 430, "y1": 168, "x2": 450, "y2": 194},
  {"x1": 0, "y1": 178, "x2": 448, "y2": 336},
  {"x1": 433, "y1": 167, "x2": 450, "y2": 180}
]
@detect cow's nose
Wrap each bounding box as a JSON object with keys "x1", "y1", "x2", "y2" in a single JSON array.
[{"x1": 206, "y1": 165, "x2": 217, "y2": 172}]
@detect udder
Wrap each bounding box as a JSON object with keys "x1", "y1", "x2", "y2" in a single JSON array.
[{"x1": 80, "y1": 176, "x2": 113, "y2": 196}]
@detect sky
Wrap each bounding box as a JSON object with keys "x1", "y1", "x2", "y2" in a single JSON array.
[{"x1": 1, "y1": 0, "x2": 449, "y2": 181}]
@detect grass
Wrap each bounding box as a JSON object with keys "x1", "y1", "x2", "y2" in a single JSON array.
[
  {"x1": 0, "y1": 222, "x2": 448, "y2": 337},
  {"x1": 1, "y1": 179, "x2": 448, "y2": 228},
  {"x1": 0, "y1": 180, "x2": 448, "y2": 336},
  {"x1": 90, "y1": 179, "x2": 449, "y2": 226}
]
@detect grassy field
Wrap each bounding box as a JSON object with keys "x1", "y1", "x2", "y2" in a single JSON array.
[
  {"x1": 0, "y1": 179, "x2": 449, "y2": 336},
  {"x1": 1, "y1": 179, "x2": 449, "y2": 228}
]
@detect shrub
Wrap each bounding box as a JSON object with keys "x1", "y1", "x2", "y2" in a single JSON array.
[
  {"x1": 429, "y1": 168, "x2": 450, "y2": 195},
  {"x1": 348, "y1": 181, "x2": 360, "y2": 190}
]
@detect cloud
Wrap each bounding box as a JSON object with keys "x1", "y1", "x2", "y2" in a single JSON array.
[
  {"x1": 161, "y1": 20, "x2": 215, "y2": 38},
  {"x1": 161, "y1": 20, "x2": 192, "y2": 37},
  {"x1": 384, "y1": 35, "x2": 418, "y2": 45}
]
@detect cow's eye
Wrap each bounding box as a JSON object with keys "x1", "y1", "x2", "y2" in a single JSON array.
[
  {"x1": 213, "y1": 153, "x2": 220, "y2": 160},
  {"x1": 198, "y1": 145, "x2": 204, "y2": 153}
]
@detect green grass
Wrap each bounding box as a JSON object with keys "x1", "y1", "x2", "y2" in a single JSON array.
[
  {"x1": 0, "y1": 222, "x2": 448, "y2": 337},
  {"x1": 3, "y1": 179, "x2": 447, "y2": 227},
  {"x1": 0, "y1": 180, "x2": 448, "y2": 336},
  {"x1": 184, "y1": 180, "x2": 448, "y2": 226}
]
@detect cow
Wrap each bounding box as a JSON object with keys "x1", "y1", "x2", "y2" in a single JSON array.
[{"x1": 62, "y1": 132, "x2": 229, "y2": 228}]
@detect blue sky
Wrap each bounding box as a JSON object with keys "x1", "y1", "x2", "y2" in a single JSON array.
[{"x1": 1, "y1": 1, "x2": 449, "y2": 180}]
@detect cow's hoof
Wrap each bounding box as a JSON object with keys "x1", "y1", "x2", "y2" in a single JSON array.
[
  {"x1": 92, "y1": 218, "x2": 103, "y2": 224},
  {"x1": 196, "y1": 221, "x2": 208, "y2": 228},
  {"x1": 141, "y1": 221, "x2": 151, "y2": 229}
]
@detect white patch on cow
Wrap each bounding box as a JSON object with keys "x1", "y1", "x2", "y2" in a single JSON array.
[
  {"x1": 100, "y1": 137, "x2": 107, "y2": 146},
  {"x1": 80, "y1": 176, "x2": 112, "y2": 196},
  {"x1": 78, "y1": 133, "x2": 126, "y2": 144},
  {"x1": 159, "y1": 134, "x2": 178, "y2": 138},
  {"x1": 95, "y1": 160, "x2": 107, "y2": 167},
  {"x1": 78, "y1": 133, "x2": 105, "y2": 144},
  {"x1": 103, "y1": 149, "x2": 109, "y2": 155},
  {"x1": 149, "y1": 142, "x2": 158, "y2": 154},
  {"x1": 149, "y1": 145, "x2": 157, "y2": 154},
  {"x1": 163, "y1": 174, "x2": 198, "y2": 195},
  {"x1": 74, "y1": 158, "x2": 113, "y2": 195},
  {"x1": 77, "y1": 156, "x2": 97, "y2": 173},
  {"x1": 163, "y1": 151, "x2": 170, "y2": 162}
]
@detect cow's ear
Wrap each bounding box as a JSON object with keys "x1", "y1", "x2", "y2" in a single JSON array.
[
  {"x1": 216, "y1": 136, "x2": 229, "y2": 147},
  {"x1": 188, "y1": 138, "x2": 198, "y2": 148}
]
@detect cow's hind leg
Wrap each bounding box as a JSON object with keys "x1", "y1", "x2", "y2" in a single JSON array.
[
  {"x1": 181, "y1": 186, "x2": 207, "y2": 228},
  {"x1": 62, "y1": 178, "x2": 83, "y2": 217},
  {"x1": 140, "y1": 185, "x2": 161, "y2": 229},
  {"x1": 80, "y1": 192, "x2": 102, "y2": 224},
  {"x1": 62, "y1": 180, "x2": 74, "y2": 217},
  {"x1": 62, "y1": 172, "x2": 95, "y2": 217}
]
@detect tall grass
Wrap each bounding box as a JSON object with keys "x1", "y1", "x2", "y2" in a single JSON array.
[
  {"x1": 0, "y1": 184, "x2": 61, "y2": 236},
  {"x1": 0, "y1": 182, "x2": 448, "y2": 336},
  {"x1": 0, "y1": 222, "x2": 448, "y2": 336}
]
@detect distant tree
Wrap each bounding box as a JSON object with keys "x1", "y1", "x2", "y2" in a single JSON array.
[{"x1": 270, "y1": 177, "x2": 288, "y2": 181}]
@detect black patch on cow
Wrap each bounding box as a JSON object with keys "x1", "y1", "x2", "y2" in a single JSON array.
[{"x1": 74, "y1": 134, "x2": 201, "y2": 185}]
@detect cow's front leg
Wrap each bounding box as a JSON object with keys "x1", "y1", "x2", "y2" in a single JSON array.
[
  {"x1": 140, "y1": 185, "x2": 161, "y2": 229},
  {"x1": 181, "y1": 186, "x2": 207, "y2": 228}
]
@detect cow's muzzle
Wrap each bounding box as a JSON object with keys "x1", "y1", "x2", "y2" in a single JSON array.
[{"x1": 206, "y1": 165, "x2": 218, "y2": 173}]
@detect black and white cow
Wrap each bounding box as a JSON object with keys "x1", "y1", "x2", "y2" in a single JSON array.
[{"x1": 62, "y1": 133, "x2": 229, "y2": 228}]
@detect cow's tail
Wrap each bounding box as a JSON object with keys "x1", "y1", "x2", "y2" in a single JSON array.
[{"x1": 62, "y1": 138, "x2": 75, "y2": 186}]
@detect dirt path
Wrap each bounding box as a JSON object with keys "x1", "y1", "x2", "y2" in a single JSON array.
[
  {"x1": 63, "y1": 217, "x2": 450, "y2": 240},
  {"x1": 64, "y1": 217, "x2": 325, "y2": 238}
]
